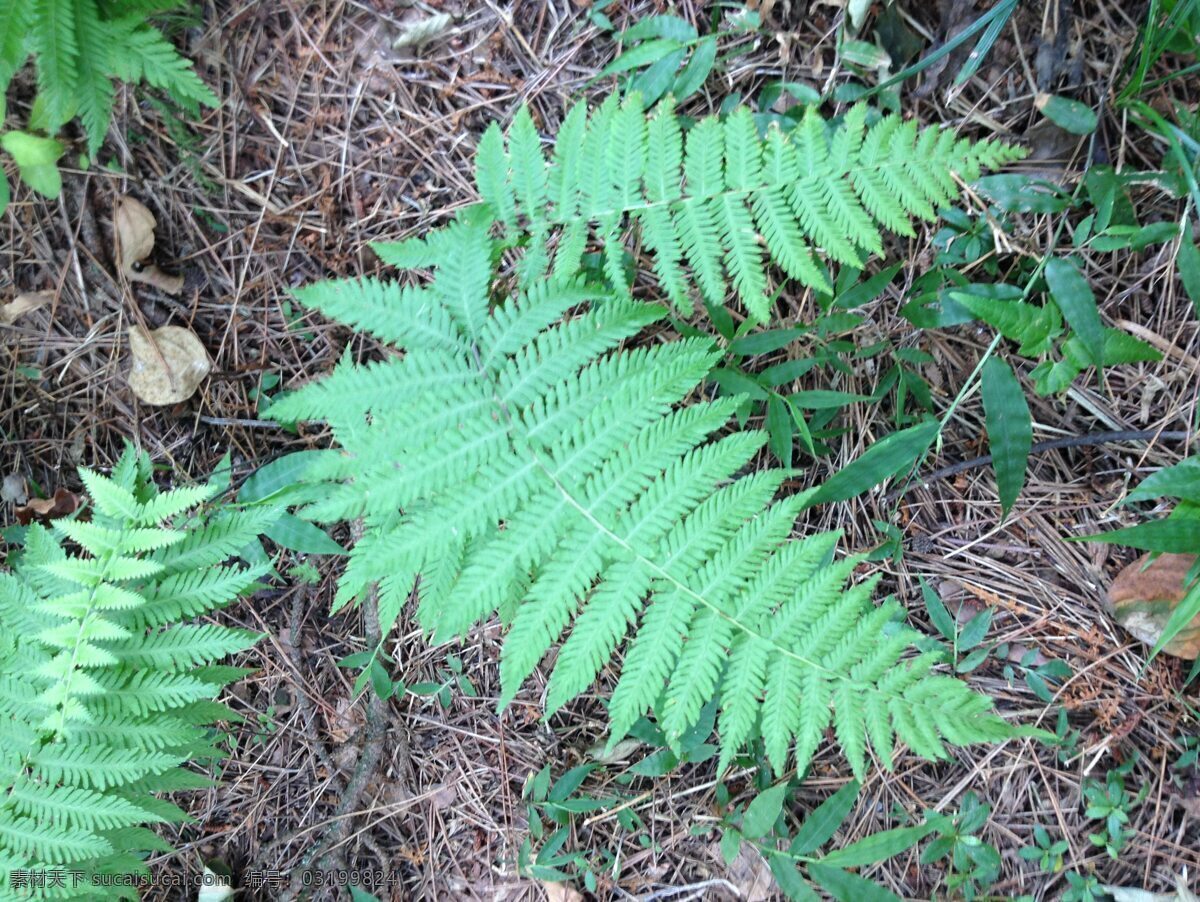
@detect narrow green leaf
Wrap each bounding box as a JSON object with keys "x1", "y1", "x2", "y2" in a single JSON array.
[
  {"x1": 769, "y1": 858, "x2": 820, "y2": 901},
  {"x1": 981, "y1": 357, "x2": 1032, "y2": 515},
  {"x1": 919, "y1": 577, "x2": 955, "y2": 643},
  {"x1": 1125, "y1": 457, "x2": 1200, "y2": 506},
  {"x1": 803, "y1": 420, "x2": 939, "y2": 507},
  {"x1": 239, "y1": 451, "x2": 325, "y2": 503},
  {"x1": 1150, "y1": 580, "x2": 1200, "y2": 660},
  {"x1": 1045, "y1": 258, "x2": 1106, "y2": 371},
  {"x1": 808, "y1": 864, "x2": 903, "y2": 902},
  {"x1": 0, "y1": 131, "x2": 64, "y2": 199},
  {"x1": 818, "y1": 821, "x2": 936, "y2": 868},
  {"x1": 1177, "y1": 236, "x2": 1200, "y2": 318},
  {"x1": 790, "y1": 780, "x2": 860, "y2": 855},
  {"x1": 264, "y1": 513, "x2": 345, "y2": 555},
  {"x1": 599, "y1": 39, "x2": 683, "y2": 77},
  {"x1": 741, "y1": 782, "x2": 790, "y2": 839},
  {"x1": 1075, "y1": 519, "x2": 1200, "y2": 553},
  {"x1": 671, "y1": 36, "x2": 717, "y2": 100},
  {"x1": 790, "y1": 390, "x2": 875, "y2": 409},
  {"x1": 1035, "y1": 93, "x2": 1098, "y2": 134}
]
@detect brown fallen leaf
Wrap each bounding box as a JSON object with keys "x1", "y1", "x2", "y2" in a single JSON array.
[
  {"x1": 15, "y1": 488, "x2": 83, "y2": 526},
  {"x1": 540, "y1": 881, "x2": 584, "y2": 902},
  {"x1": 1107, "y1": 553, "x2": 1200, "y2": 659},
  {"x1": 113, "y1": 196, "x2": 184, "y2": 294},
  {"x1": 1, "y1": 290, "x2": 53, "y2": 325},
  {"x1": 127, "y1": 325, "x2": 211, "y2": 405}
]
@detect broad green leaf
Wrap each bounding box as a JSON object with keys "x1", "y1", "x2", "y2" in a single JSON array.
[
  {"x1": 790, "y1": 780, "x2": 860, "y2": 855},
  {"x1": 264, "y1": 513, "x2": 345, "y2": 555},
  {"x1": 803, "y1": 420, "x2": 939, "y2": 507},
  {"x1": 1035, "y1": 93, "x2": 1098, "y2": 134},
  {"x1": 1177, "y1": 236, "x2": 1200, "y2": 318},
  {"x1": 1125, "y1": 457, "x2": 1200, "y2": 506},
  {"x1": 974, "y1": 174, "x2": 1072, "y2": 214},
  {"x1": 0, "y1": 131, "x2": 64, "y2": 199},
  {"x1": 958, "y1": 608, "x2": 993, "y2": 650},
  {"x1": 981, "y1": 357, "x2": 1032, "y2": 515},
  {"x1": 1045, "y1": 258, "x2": 1105, "y2": 371},
  {"x1": 807, "y1": 864, "x2": 903, "y2": 902},
  {"x1": 741, "y1": 782, "x2": 790, "y2": 839},
  {"x1": 818, "y1": 821, "x2": 936, "y2": 868}
]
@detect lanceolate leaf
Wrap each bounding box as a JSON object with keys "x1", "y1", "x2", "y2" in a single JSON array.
[
  {"x1": 803, "y1": 419, "x2": 939, "y2": 508},
  {"x1": 1045, "y1": 258, "x2": 1106, "y2": 371},
  {"x1": 981, "y1": 357, "x2": 1032, "y2": 515}
]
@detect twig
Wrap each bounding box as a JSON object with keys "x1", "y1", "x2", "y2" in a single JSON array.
[
  {"x1": 886, "y1": 429, "x2": 1195, "y2": 501},
  {"x1": 287, "y1": 579, "x2": 390, "y2": 897}
]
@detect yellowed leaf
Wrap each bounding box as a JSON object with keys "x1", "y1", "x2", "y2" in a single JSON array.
[
  {"x1": 113, "y1": 196, "x2": 184, "y2": 294},
  {"x1": 1, "y1": 290, "x2": 53, "y2": 325},
  {"x1": 1107, "y1": 553, "x2": 1200, "y2": 659},
  {"x1": 127, "y1": 325, "x2": 211, "y2": 405}
]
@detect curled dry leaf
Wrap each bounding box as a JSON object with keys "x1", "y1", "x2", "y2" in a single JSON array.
[
  {"x1": 0, "y1": 290, "x2": 53, "y2": 325},
  {"x1": 1106, "y1": 553, "x2": 1200, "y2": 659},
  {"x1": 113, "y1": 196, "x2": 184, "y2": 294},
  {"x1": 15, "y1": 487, "x2": 83, "y2": 526},
  {"x1": 127, "y1": 325, "x2": 211, "y2": 405}
]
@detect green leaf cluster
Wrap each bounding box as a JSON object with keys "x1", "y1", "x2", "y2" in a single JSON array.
[{"x1": 0, "y1": 446, "x2": 265, "y2": 899}]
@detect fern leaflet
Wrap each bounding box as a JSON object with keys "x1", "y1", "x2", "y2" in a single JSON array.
[{"x1": 473, "y1": 97, "x2": 1025, "y2": 320}]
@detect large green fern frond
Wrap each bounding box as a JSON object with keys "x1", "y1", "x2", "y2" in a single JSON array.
[
  {"x1": 268, "y1": 213, "x2": 1027, "y2": 779},
  {"x1": 0, "y1": 447, "x2": 262, "y2": 900},
  {"x1": 474, "y1": 97, "x2": 1025, "y2": 320}
]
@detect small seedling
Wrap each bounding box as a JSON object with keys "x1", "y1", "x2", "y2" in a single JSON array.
[
  {"x1": 1019, "y1": 825, "x2": 1070, "y2": 873},
  {"x1": 922, "y1": 792, "x2": 1002, "y2": 900},
  {"x1": 1083, "y1": 755, "x2": 1148, "y2": 859}
]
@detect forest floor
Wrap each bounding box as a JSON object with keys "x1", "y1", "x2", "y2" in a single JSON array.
[{"x1": 2, "y1": 0, "x2": 1199, "y2": 899}]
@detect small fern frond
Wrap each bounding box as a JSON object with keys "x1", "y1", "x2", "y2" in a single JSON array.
[
  {"x1": 273, "y1": 214, "x2": 1026, "y2": 778},
  {"x1": 106, "y1": 20, "x2": 217, "y2": 111},
  {"x1": 31, "y1": 0, "x2": 80, "y2": 130},
  {"x1": 0, "y1": 447, "x2": 263, "y2": 900},
  {"x1": 476, "y1": 96, "x2": 1024, "y2": 320}
]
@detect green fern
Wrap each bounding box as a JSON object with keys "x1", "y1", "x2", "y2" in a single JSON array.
[
  {"x1": 0, "y1": 447, "x2": 266, "y2": 900},
  {"x1": 266, "y1": 210, "x2": 1031, "y2": 780},
  {"x1": 474, "y1": 96, "x2": 1025, "y2": 320},
  {"x1": 0, "y1": 0, "x2": 216, "y2": 159}
]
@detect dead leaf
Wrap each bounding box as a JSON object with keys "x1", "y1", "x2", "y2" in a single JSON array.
[
  {"x1": 540, "y1": 881, "x2": 583, "y2": 902},
  {"x1": 127, "y1": 325, "x2": 211, "y2": 405},
  {"x1": 393, "y1": 12, "x2": 454, "y2": 50},
  {"x1": 15, "y1": 488, "x2": 82, "y2": 525},
  {"x1": 586, "y1": 737, "x2": 642, "y2": 764},
  {"x1": 113, "y1": 196, "x2": 184, "y2": 294},
  {"x1": 1104, "y1": 871, "x2": 1198, "y2": 902},
  {"x1": 711, "y1": 840, "x2": 774, "y2": 902},
  {"x1": 1, "y1": 475, "x2": 27, "y2": 505},
  {"x1": 1, "y1": 290, "x2": 52, "y2": 325},
  {"x1": 1107, "y1": 554, "x2": 1200, "y2": 659}
]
